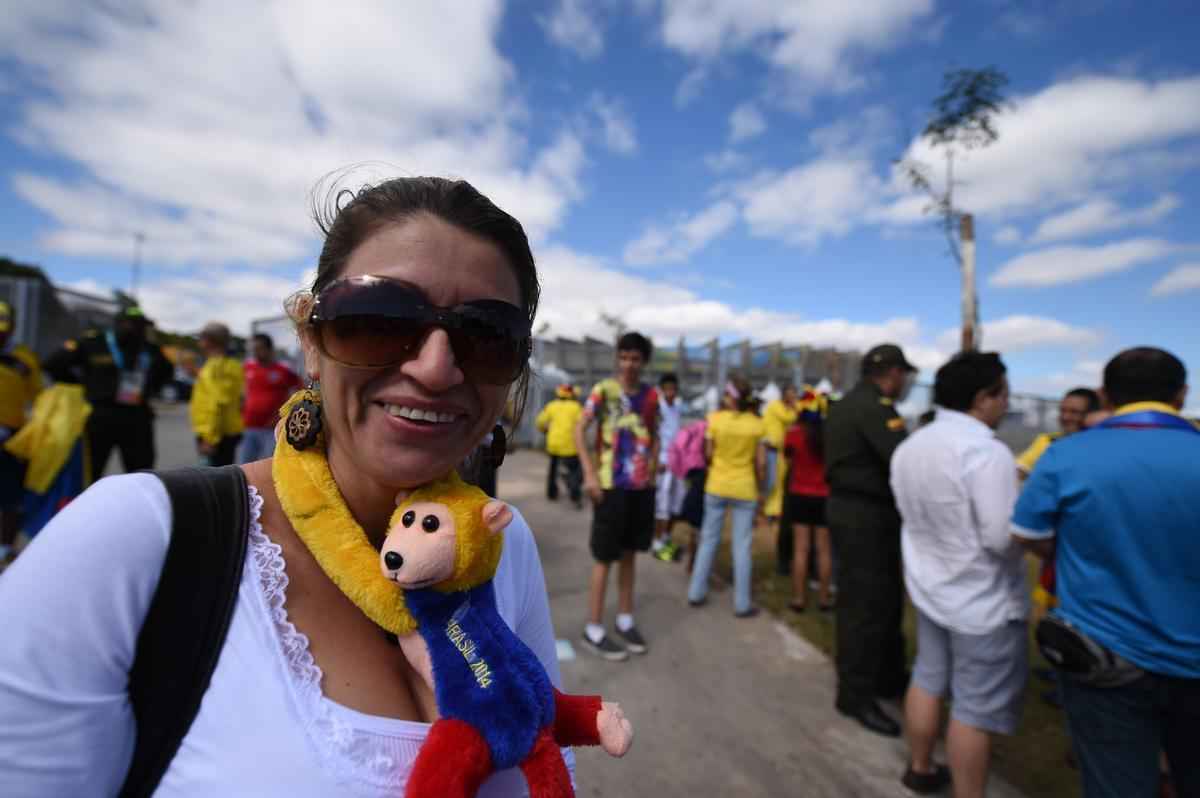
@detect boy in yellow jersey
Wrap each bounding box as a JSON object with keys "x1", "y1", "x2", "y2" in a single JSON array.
[
  {"x1": 190, "y1": 323, "x2": 245, "y2": 466},
  {"x1": 536, "y1": 384, "x2": 583, "y2": 507},
  {"x1": 0, "y1": 301, "x2": 43, "y2": 563}
]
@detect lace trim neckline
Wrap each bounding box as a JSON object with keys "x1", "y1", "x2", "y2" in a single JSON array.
[{"x1": 244, "y1": 486, "x2": 426, "y2": 791}]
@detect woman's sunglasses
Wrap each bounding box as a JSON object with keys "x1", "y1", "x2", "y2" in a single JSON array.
[{"x1": 308, "y1": 275, "x2": 532, "y2": 385}]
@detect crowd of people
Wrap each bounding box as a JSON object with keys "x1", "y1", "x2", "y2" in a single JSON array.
[
  {"x1": 0, "y1": 174, "x2": 1196, "y2": 798},
  {"x1": 537, "y1": 332, "x2": 1198, "y2": 798}
]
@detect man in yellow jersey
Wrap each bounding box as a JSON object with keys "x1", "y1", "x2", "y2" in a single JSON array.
[
  {"x1": 536, "y1": 384, "x2": 583, "y2": 508},
  {"x1": 0, "y1": 301, "x2": 43, "y2": 564},
  {"x1": 189, "y1": 322, "x2": 245, "y2": 466}
]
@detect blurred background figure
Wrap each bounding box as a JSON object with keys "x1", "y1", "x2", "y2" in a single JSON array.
[
  {"x1": 237, "y1": 333, "x2": 300, "y2": 464},
  {"x1": 536, "y1": 383, "x2": 584, "y2": 508},
  {"x1": 783, "y1": 387, "x2": 832, "y2": 613},
  {"x1": 687, "y1": 375, "x2": 766, "y2": 618},
  {"x1": 762, "y1": 383, "x2": 799, "y2": 526},
  {"x1": 0, "y1": 300, "x2": 42, "y2": 566},
  {"x1": 43, "y1": 306, "x2": 173, "y2": 478},
  {"x1": 652, "y1": 372, "x2": 685, "y2": 562},
  {"x1": 189, "y1": 322, "x2": 244, "y2": 467}
]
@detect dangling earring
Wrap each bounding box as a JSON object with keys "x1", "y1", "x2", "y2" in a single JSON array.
[
  {"x1": 286, "y1": 380, "x2": 324, "y2": 451},
  {"x1": 484, "y1": 424, "x2": 507, "y2": 469}
]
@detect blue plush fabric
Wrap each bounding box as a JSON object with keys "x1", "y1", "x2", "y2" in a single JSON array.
[{"x1": 406, "y1": 581, "x2": 555, "y2": 770}]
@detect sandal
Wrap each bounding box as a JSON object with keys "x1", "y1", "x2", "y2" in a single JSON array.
[
  {"x1": 788, "y1": 601, "x2": 808, "y2": 613},
  {"x1": 818, "y1": 601, "x2": 836, "y2": 612}
]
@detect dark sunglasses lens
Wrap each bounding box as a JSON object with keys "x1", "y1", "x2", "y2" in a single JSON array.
[
  {"x1": 319, "y1": 315, "x2": 424, "y2": 367},
  {"x1": 449, "y1": 332, "x2": 528, "y2": 384}
]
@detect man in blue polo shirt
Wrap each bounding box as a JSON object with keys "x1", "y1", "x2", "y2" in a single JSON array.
[{"x1": 1011, "y1": 347, "x2": 1199, "y2": 798}]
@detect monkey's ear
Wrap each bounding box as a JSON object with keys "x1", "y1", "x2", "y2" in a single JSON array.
[{"x1": 482, "y1": 501, "x2": 512, "y2": 535}]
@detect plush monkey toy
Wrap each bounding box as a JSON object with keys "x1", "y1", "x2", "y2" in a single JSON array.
[{"x1": 380, "y1": 471, "x2": 633, "y2": 798}]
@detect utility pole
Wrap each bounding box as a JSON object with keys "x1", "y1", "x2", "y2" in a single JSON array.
[
  {"x1": 960, "y1": 214, "x2": 977, "y2": 351},
  {"x1": 130, "y1": 232, "x2": 145, "y2": 299}
]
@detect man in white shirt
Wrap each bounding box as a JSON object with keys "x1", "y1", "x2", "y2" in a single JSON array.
[
  {"x1": 890, "y1": 352, "x2": 1028, "y2": 798},
  {"x1": 651, "y1": 372, "x2": 684, "y2": 561}
]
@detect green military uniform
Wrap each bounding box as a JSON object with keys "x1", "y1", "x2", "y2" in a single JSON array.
[
  {"x1": 825, "y1": 351, "x2": 912, "y2": 713},
  {"x1": 43, "y1": 309, "x2": 173, "y2": 479}
]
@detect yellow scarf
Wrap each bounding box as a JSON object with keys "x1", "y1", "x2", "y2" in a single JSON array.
[{"x1": 271, "y1": 393, "x2": 417, "y2": 635}]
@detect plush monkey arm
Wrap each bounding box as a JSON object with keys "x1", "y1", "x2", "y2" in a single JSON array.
[{"x1": 551, "y1": 689, "x2": 634, "y2": 757}]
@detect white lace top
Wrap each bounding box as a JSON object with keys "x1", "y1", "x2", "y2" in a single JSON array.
[{"x1": 0, "y1": 473, "x2": 573, "y2": 797}]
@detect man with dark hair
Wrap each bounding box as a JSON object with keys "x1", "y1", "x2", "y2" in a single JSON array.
[
  {"x1": 575, "y1": 331, "x2": 659, "y2": 660},
  {"x1": 1016, "y1": 387, "x2": 1101, "y2": 479},
  {"x1": 1012, "y1": 347, "x2": 1199, "y2": 798},
  {"x1": 824, "y1": 343, "x2": 917, "y2": 736},
  {"x1": 652, "y1": 371, "x2": 685, "y2": 561},
  {"x1": 43, "y1": 306, "x2": 174, "y2": 478},
  {"x1": 238, "y1": 332, "x2": 301, "y2": 463},
  {"x1": 892, "y1": 352, "x2": 1026, "y2": 797}
]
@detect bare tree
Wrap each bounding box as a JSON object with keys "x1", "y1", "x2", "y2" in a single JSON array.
[{"x1": 898, "y1": 67, "x2": 1010, "y2": 350}]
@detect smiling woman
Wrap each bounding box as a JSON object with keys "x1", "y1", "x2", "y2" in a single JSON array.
[{"x1": 0, "y1": 176, "x2": 591, "y2": 798}]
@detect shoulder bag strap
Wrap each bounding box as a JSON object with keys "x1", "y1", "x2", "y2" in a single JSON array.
[{"x1": 118, "y1": 464, "x2": 250, "y2": 798}]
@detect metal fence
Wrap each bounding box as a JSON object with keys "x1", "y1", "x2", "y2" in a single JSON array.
[
  {"x1": 1, "y1": 276, "x2": 122, "y2": 359},
  {"x1": 243, "y1": 322, "x2": 1064, "y2": 455}
]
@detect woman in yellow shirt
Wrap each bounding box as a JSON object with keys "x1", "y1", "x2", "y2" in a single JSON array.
[
  {"x1": 189, "y1": 323, "x2": 245, "y2": 466},
  {"x1": 687, "y1": 376, "x2": 766, "y2": 617}
]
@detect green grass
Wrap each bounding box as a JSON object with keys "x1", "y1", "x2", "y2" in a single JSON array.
[{"x1": 685, "y1": 521, "x2": 1081, "y2": 798}]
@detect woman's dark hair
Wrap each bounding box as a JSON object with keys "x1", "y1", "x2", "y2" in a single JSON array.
[
  {"x1": 801, "y1": 414, "x2": 824, "y2": 460},
  {"x1": 1064, "y1": 386, "x2": 1101, "y2": 412},
  {"x1": 309, "y1": 174, "x2": 541, "y2": 423},
  {"x1": 728, "y1": 375, "x2": 755, "y2": 412},
  {"x1": 1103, "y1": 347, "x2": 1186, "y2": 408},
  {"x1": 617, "y1": 331, "x2": 652, "y2": 361},
  {"x1": 659, "y1": 372, "x2": 679, "y2": 388},
  {"x1": 933, "y1": 351, "x2": 1007, "y2": 412}
]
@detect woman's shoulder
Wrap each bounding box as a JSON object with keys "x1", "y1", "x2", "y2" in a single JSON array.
[{"x1": 25, "y1": 473, "x2": 173, "y2": 576}]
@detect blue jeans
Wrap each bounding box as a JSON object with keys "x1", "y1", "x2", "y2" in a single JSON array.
[
  {"x1": 1061, "y1": 672, "x2": 1200, "y2": 798},
  {"x1": 687, "y1": 493, "x2": 756, "y2": 614},
  {"x1": 236, "y1": 427, "x2": 276, "y2": 464},
  {"x1": 763, "y1": 448, "x2": 778, "y2": 498}
]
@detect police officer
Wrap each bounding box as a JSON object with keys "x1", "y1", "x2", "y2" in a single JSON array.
[
  {"x1": 43, "y1": 306, "x2": 174, "y2": 479},
  {"x1": 825, "y1": 343, "x2": 917, "y2": 737}
]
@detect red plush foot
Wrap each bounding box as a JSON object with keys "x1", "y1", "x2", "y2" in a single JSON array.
[
  {"x1": 520, "y1": 728, "x2": 574, "y2": 798},
  {"x1": 405, "y1": 718, "x2": 493, "y2": 798}
]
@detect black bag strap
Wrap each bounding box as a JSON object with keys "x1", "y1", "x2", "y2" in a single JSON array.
[{"x1": 118, "y1": 465, "x2": 251, "y2": 798}]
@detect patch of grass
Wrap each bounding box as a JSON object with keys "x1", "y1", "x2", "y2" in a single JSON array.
[{"x1": 685, "y1": 519, "x2": 1080, "y2": 798}]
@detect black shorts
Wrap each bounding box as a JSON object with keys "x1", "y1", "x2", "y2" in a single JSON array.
[
  {"x1": 787, "y1": 494, "x2": 828, "y2": 527},
  {"x1": 590, "y1": 488, "x2": 655, "y2": 563}
]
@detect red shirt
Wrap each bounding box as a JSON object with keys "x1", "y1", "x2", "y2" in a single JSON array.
[
  {"x1": 784, "y1": 423, "x2": 829, "y2": 497},
  {"x1": 242, "y1": 359, "x2": 301, "y2": 429}
]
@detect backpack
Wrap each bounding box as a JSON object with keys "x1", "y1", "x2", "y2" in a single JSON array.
[{"x1": 118, "y1": 465, "x2": 251, "y2": 798}]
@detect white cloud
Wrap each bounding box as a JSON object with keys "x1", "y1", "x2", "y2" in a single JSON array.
[
  {"x1": 656, "y1": 0, "x2": 934, "y2": 96},
  {"x1": 674, "y1": 65, "x2": 709, "y2": 107},
  {"x1": 1151, "y1": 263, "x2": 1200, "y2": 297},
  {"x1": 538, "y1": 0, "x2": 605, "y2": 59},
  {"x1": 703, "y1": 148, "x2": 748, "y2": 173},
  {"x1": 729, "y1": 103, "x2": 767, "y2": 142},
  {"x1": 994, "y1": 226, "x2": 1022, "y2": 245},
  {"x1": 1029, "y1": 359, "x2": 1107, "y2": 395},
  {"x1": 623, "y1": 201, "x2": 738, "y2": 265},
  {"x1": 739, "y1": 158, "x2": 882, "y2": 246},
  {"x1": 1031, "y1": 194, "x2": 1180, "y2": 244},
  {"x1": 887, "y1": 75, "x2": 1200, "y2": 221},
  {"x1": 990, "y1": 238, "x2": 1178, "y2": 288},
  {"x1": 937, "y1": 315, "x2": 1101, "y2": 353},
  {"x1": 1, "y1": 1, "x2": 590, "y2": 268},
  {"x1": 537, "y1": 243, "x2": 938, "y2": 367},
  {"x1": 132, "y1": 270, "x2": 307, "y2": 335},
  {"x1": 588, "y1": 94, "x2": 637, "y2": 155}
]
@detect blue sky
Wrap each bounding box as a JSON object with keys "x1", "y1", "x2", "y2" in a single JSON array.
[{"x1": 1, "y1": 1, "x2": 1198, "y2": 400}]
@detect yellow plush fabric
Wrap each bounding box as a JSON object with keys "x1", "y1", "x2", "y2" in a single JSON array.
[
  {"x1": 394, "y1": 471, "x2": 504, "y2": 594},
  {"x1": 272, "y1": 391, "x2": 417, "y2": 635},
  {"x1": 4, "y1": 384, "x2": 92, "y2": 492}
]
